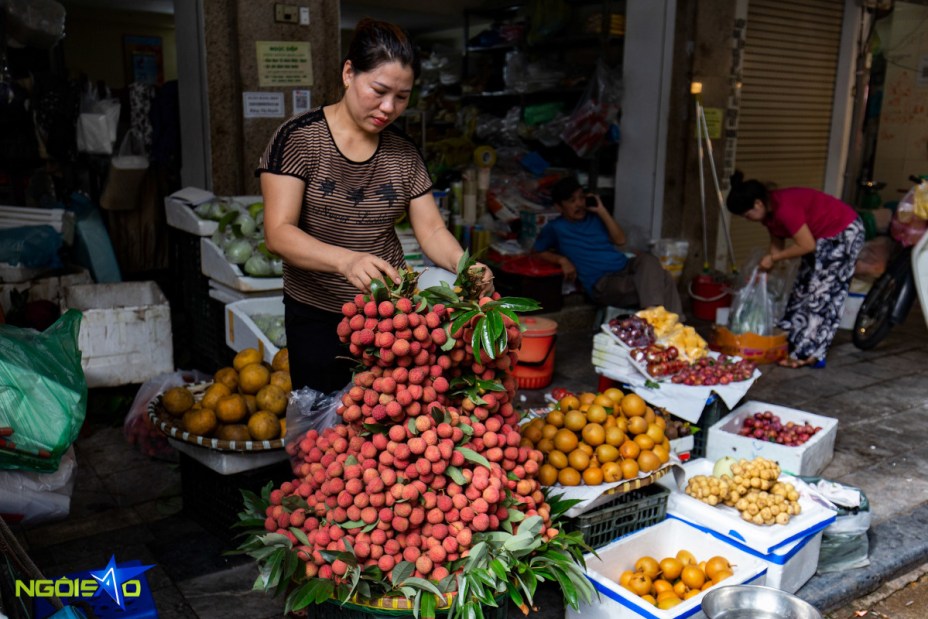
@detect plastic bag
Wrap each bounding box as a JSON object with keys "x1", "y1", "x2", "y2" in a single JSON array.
[
  {"x1": 0, "y1": 310, "x2": 87, "y2": 472},
  {"x1": 76, "y1": 93, "x2": 120, "y2": 155},
  {"x1": 123, "y1": 369, "x2": 211, "y2": 459},
  {"x1": 728, "y1": 268, "x2": 774, "y2": 335},
  {"x1": 804, "y1": 477, "x2": 871, "y2": 573},
  {"x1": 284, "y1": 385, "x2": 347, "y2": 467},
  {"x1": 0, "y1": 225, "x2": 63, "y2": 269},
  {"x1": 560, "y1": 60, "x2": 622, "y2": 158},
  {"x1": 890, "y1": 184, "x2": 928, "y2": 247},
  {"x1": 100, "y1": 130, "x2": 150, "y2": 211},
  {"x1": 0, "y1": 446, "x2": 76, "y2": 526}
]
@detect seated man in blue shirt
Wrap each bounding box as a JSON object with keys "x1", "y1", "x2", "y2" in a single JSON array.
[{"x1": 532, "y1": 176, "x2": 683, "y2": 315}]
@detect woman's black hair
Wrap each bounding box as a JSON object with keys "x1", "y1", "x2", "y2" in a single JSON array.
[
  {"x1": 344, "y1": 18, "x2": 421, "y2": 80},
  {"x1": 726, "y1": 170, "x2": 770, "y2": 215}
]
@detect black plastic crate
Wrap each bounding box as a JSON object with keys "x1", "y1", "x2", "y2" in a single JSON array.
[
  {"x1": 693, "y1": 394, "x2": 729, "y2": 458},
  {"x1": 179, "y1": 453, "x2": 293, "y2": 544},
  {"x1": 565, "y1": 483, "x2": 669, "y2": 549}
]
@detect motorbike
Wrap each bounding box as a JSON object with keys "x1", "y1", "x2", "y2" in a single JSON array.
[{"x1": 852, "y1": 176, "x2": 928, "y2": 349}]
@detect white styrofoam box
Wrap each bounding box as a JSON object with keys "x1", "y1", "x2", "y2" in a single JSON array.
[
  {"x1": 566, "y1": 518, "x2": 767, "y2": 619},
  {"x1": 225, "y1": 296, "x2": 285, "y2": 364},
  {"x1": 0, "y1": 205, "x2": 76, "y2": 245},
  {"x1": 62, "y1": 281, "x2": 173, "y2": 388},
  {"x1": 663, "y1": 459, "x2": 835, "y2": 556},
  {"x1": 165, "y1": 190, "x2": 263, "y2": 236},
  {"x1": 208, "y1": 279, "x2": 283, "y2": 304},
  {"x1": 168, "y1": 438, "x2": 288, "y2": 475},
  {"x1": 200, "y1": 237, "x2": 283, "y2": 292},
  {"x1": 705, "y1": 400, "x2": 838, "y2": 476},
  {"x1": 0, "y1": 267, "x2": 92, "y2": 313},
  {"x1": 669, "y1": 435, "x2": 695, "y2": 461},
  {"x1": 839, "y1": 292, "x2": 865, "y2": 330}
]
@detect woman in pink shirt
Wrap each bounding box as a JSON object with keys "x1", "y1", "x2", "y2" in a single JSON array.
[{"x1": 726, "y1": 171, "x2": 864, "y2": 368}]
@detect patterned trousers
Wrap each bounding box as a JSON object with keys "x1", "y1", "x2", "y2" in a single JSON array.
[{"x1": 779, "y1": 218, "x2": 866, "y2": 361}]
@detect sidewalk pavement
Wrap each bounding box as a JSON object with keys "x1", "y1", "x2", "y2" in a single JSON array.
[{"x1": 13, "y1": 300, "x2": 928, "y2": 618}]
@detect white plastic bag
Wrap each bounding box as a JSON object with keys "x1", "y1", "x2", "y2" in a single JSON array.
[
  {"x1": 728, "y1": 268, "x2": 774, "y2": 335},
  {"x1": 0, "y1": 447, "x2": 76, "y2": 526},
  {"x1": 76, "y1": 99, "x2": 120, "y2": 154},
  {"x1": 100, "y1": 130, "x2": 150, "y2": 211},
  {"x1": 285, "y1": 385, "x2": 348, "y2": 468},
  {"x1": 123, "y1": 369, "x2": 211, "y2": 458}
]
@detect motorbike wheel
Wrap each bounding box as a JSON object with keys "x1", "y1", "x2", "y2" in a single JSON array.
[{"x1": 852, "y1": 272, "x2": 897, "y2": 350}]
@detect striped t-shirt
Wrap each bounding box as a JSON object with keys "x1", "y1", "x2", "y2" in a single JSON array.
[{"x1": 256, "y1": 107, "x2": 432, "y2": 313}]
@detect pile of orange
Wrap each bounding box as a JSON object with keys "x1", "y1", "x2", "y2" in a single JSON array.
[
  {"x1": 619, "y1": 551, "x2": 733, "y2": 609},
  {"x1": 160, "y1": 347, "x2": 291, "y2": 442},
  {"x1": 520, "y1": 388, "x2": 671, "y2": 486}
]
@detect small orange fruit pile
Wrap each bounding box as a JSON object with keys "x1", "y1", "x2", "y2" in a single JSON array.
[
  {"x1": 160, "y1": 347, "x2": 291, "y2": 442},
  {"x1": 520, "y1": 388, "x2": 671, "y2": 486},
  {"x1": 619, "y1": 551, "x2": 733, "y2": 609}
]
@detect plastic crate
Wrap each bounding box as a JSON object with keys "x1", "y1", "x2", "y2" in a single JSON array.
[
  {"x1": 692, "y1": 394, "x2": 729, "y2": 458},
  {"x1": 179, "y1": 453, "x2": 293, "y2": 544},
  {"x1": 565, "y1": 483, "x2": 669, "y2": 549}
]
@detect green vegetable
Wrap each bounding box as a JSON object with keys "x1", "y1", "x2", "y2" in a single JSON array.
[
  {"x1": 225, "y1": 239, "x2": 253, "y2": 265},
  {"x1": 244, "y1": 253, "x2": 272, "y2": 276}
]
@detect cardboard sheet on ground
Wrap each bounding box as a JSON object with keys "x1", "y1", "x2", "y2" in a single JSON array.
[{"x1": 593, "y1": 326, "x2": 760, "y2": 423}]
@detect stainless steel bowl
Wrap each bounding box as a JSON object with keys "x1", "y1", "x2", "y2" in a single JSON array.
[{"x1": 702, "y1": 585, "x2": 823, "y2": 619}]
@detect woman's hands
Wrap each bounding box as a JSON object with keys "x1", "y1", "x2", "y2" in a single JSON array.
[
  {"x1": 340, "y1": 252, "x2": 401, "y2": 291},
  {"x1": 759, "y1": 253, "x2": 776, "y2": 271},
  {"x1": 469, "y1": 261, "x2": 496, "y2": 297}
]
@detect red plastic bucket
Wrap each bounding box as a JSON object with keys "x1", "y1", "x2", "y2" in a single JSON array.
[
  {"x1": 512, "y1": 316, "x2": 558, "y2": 389},
  {"x1": 688, "y1": 274, "x2": 732, "y2": 322}
]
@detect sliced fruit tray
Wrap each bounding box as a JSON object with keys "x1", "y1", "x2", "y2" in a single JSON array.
[{"x1": 147, "y1": 382, "x2": 286, "y2": 452}]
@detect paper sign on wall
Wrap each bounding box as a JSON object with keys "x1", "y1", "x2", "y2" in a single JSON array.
[
  {"x1": 256, "y1": 41, "x2": 313, "y2": 87},
  {"x1": 293, "y1": 89, "x2": 311, "y2": 115},
  {"x1": 243, "y1": 92, "x2": 285, "y2": 118}
]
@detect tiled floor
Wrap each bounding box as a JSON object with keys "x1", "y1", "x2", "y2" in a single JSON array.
[{"x1": 8, "y1": 302, "x2": 928, "y2": 618}]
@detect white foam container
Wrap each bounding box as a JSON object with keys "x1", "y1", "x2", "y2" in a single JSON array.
[
  {"x1": 661, "y1": 459, "x2": 836, "y2": 594},
  {"x1": 224, "y1": 296, "x2": 284, "y2": 365},
  {"x1": 706, "y1": 401, "x2": 838, "y2": 476},
  {"x1": 62, "y1": 281, "x2": 173, "y2": 388},
  {"x1": 200, "y1": 237, "x2": 283, "y2": 292},
  {"x1": 0, "y1": 205, "x2": 75, "y2": 245},
  {"x1": 566, "y1": 518, "x2": 767, "y2": 619},
  {"x1": 165, "y1": 190, "x2": 263, "y2": 236},
  {"x1": 168, "y1": 438, "x2": 288, "y2": 475}
]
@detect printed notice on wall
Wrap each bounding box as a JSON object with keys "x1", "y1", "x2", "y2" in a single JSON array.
[
  {"x1": 293, "y1": 89, "x2": 311, "y2": 115},
  {"x1": 256, "y1": 41, "x2": 313, "y2": 87},
  {"x1": 243, "y1": 92, "x2": 285, "y2": 118}
]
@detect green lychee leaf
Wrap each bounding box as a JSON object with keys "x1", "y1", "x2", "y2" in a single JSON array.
[
  {"x1": 446, "y1": 465, "x2": 466, "y2": 485},
  {"x1": 408, "y1": 418, "x2": 419, "y2": 436},
  {"x1": 456, "y1": 446, "x2": 491, "y2": 469},
  {"x1": 391, "y1": 560, "x2": 415, "y2": 586},
  {"x1": 289, "y1": 527, "x2": 310, "y2": 546}
]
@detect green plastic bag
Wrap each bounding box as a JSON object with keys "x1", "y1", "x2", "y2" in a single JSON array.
[{"x1": 0, "y1": 309, "x2": 87, "y2": 472}]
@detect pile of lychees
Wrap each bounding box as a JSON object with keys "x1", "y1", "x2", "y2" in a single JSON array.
[{"x1": 263, "y1": 269, "x2": 558, "y2": 591}]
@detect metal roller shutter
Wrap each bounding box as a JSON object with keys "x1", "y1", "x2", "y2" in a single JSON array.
[{"x1": 729, "y1": 0, "x2": 845, "y2": 268}]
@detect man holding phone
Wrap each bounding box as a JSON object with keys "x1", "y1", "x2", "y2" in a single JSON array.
[{"x1": 532, "y1": 176, "x2": 683, "y2": 314}]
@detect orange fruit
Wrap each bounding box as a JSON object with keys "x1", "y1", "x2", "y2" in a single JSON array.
[
  {"x1": 239, "y1": 363, "x2": 271, "y2": 395},
  {"x1": 233, "y1": 348, "x2": 262, "y2": 372},
  {"x1": 279, "y1": 418, "x2": 287, "y2": 437},
  {"x1": 567, "y1": 449, "x2": 590, "y2": 471},
  {"x1": 256, "y1": 384, "x2": 288, "y2": 416},
  {"x1": 652, "y1": 444, "x2": 671, "y2": 464},
  {"x1": 215, "y1": 394, "x2": 248, "y2": 423},
  {"x1": 557, "y1": 467, "x2": 581, "y2": 486},
  {"x1": 627, "y1": 416, "x2": 649, "y2": 436},
  {"x1": 604, "y1": 387, "x2": 625, "y2": 403},
  {"x1": 620, "y1": 458, "x2": 640, "y2": 480},
  {"x1": 522, "y1": 424, "x2": 543, "y2": 444},
  {"x1": 217, "y1": 424, "x2": 250, "y2": 441},
  {"x1": 541, "y1": 423, "x2": 559, "y2": 440},
  {"x1": 582, "y1": 467, "x2": 604, "y2": 485},
  {"x1": 673, "y1": 580, "x2": 690, "y2": 598},
  {"x1": 538, "y1": 464, "x2": 558, "y2": 486},
  {"x1": 676, "y1": 550, "x2": 697, "y2": 567},
  {"x1": 704, "y1": 556, "x2": 731, "y2": 581},
  {"x1": 659, "y1": 557, "x2": 683, "y2": 581},
  {"x1": 605, "y1": 426, "x2": 626, "y2": 446},
  {"x1": 162, "y1": 386, "x2": 195, "y2": 415},
  {"x1": 200, "y1": 382, "x2": 231, "y2": 410},
  {"x1": 594, "y1": 443, "x2": 620, "y2": 463},
  {"x1": 182, "y1": 407, "x2": 217, "y2": 436},
  {"x1": 578, "y1": 392, "x2": 597, "y2": 406},
  {"x1": 634, "y1": 434, "x2": 655, "y2": 451},
  {"x1": 558, "y1": 394, "x2": 580, "y2": 411},
  {"x1": 577, "y1": 442, "x2": 594, "y2": 456},
  {"x1": 581, "y1": 423, "x2": 605, "y2": 446},
  {"x1": 603, "y1": 416, "x2": 617, "y2": 429},
  {"x1": 271, "y1": 348, "x2": 289, "y2": 372},
  {"x1": 619, "y1": 440, "x2": 640, "y2": 460},
  {"x1": 646, "y1": 423, "x2": 665, "y2": 444},
  {"x1": 547, "y1": 450, "x2": 568, "y2": 469},
  {"x1": 269, "y1": 370, "x2": 292, "y2": 393},
  {"x1": 244, "y1": 394, "x2": 258, "y2": 415},
  {"x1": 248, "y1": 410, "x2": 281, "y2": 440},
  {"x1": 536, "y1": 438, "x2": 555, "y2": 453},
  {"x1": 214, "y1": 367, "x2": 239, "y2": 391},
  {"x1": 553, "y1": 428, "x2": 579, "y2": 453},
  {"x1": 652, "y1": 579, "x2": 674, "y2": 595},
  {"x1": 712, "y1": 569, "x2": 734, "y2": 585},
  {"x1": 586, "y1": 404, "x2": 608, "y2": 424},
  {"x1": 593, "y1": 394, "x2": 614, "y2": 409},
  {"x1": 681, "y1": 565, "x2": 705, "y2": 590},
  {"x1": 621, "y1": 393, "x2": 646, "y2": 417},
  {"x1": 634, "y1": 556, "x2": 660, "y2": 579},
  {"x1": 637, "y1": 450, "x2": 661, "y2": 473},
  {"x1": 602, "y1": 461, "x2": 622, "y2": 483},
  {"x1": 564, "y1": 410, "x2": 587, "y2": 432},
  {"x1": 657, "y1": 595, "x2": 682, "y2": 610},
  {"x1": 546, "y1": 409, "x2": 565, "y2": 428}
]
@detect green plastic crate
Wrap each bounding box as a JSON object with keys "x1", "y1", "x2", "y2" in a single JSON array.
[{"x1": 567, "y1": 483, "x2": 669, "y2": 549}]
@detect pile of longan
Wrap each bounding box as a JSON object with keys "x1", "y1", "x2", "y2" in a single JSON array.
[
  {"x1": 520, "y1": 388, "x2": 671, "y2": 487},
  {"x1": 685, "y1": 457, "x2": 802, "y2": 525}
]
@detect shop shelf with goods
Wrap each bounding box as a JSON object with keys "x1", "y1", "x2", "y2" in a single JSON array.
[{"x1": 460, "y1": 0, "x2": 624, "y2": 187}]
